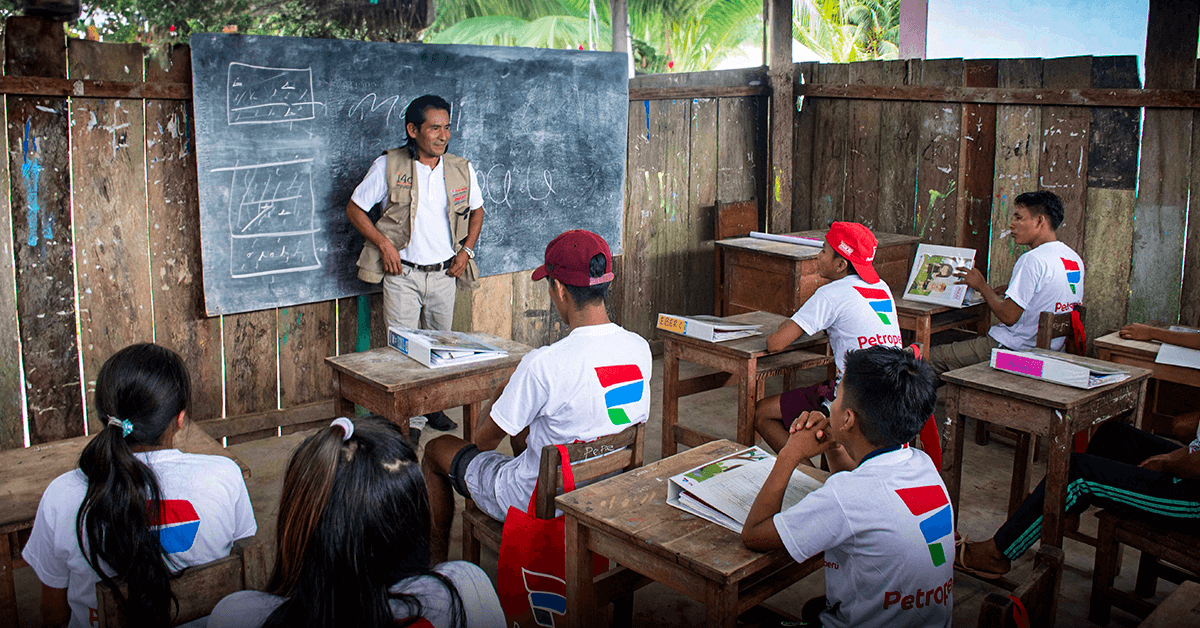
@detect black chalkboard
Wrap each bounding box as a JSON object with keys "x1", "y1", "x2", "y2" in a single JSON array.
[{"x1": 190, "y1": 34, "x2": 629, "y2": 316}]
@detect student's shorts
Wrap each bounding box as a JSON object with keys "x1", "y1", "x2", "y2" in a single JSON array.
[
  {"x1": 779, "y1": 379, "x2": 835, "y2": 429},
  {"x1": 449, "y1": 444, "x2": 511, "y2": 521}
]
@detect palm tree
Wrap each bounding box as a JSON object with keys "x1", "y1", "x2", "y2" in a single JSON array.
[{"x1": 793, "y1": 0, "x2": 899, "y2": 63}]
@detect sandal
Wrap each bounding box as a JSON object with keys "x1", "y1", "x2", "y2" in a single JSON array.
[{"x1": 954, "y1": 537, "x2": 1007, "y2": 581}]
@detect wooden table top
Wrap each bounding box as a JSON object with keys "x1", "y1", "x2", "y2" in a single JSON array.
[
  {"x1": 325, "y1": 335, "x2": 534, "y2": 394},
  {"x1": 556, "y1": 439, "x2": 828, "y2": 586},
  {"x1": 1, "y1": 421, "x2": 248, "y2": 531},
  {"x1": 715, "y1": 230, "x2": 920, "y2": 259},
  {"x1": 941, "y1": 360, "x2": 1153, "y2": 410},
  {"x1": 657, "y1": 311, "x2": 827, "y2": 359}
]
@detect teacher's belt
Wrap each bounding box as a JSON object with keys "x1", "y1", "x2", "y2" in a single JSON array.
[{"x1": 401, "y1": 257, "x2": 456, "y2": 272}]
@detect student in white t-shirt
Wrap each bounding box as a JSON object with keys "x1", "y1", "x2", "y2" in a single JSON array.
[
  {"x1": 22, "y1": 343, "x2": 256, "y2": 628},
  {"x1": 209, "y1": 417, "x2": 504, "y2": 628},
  {"x1": 754, "y1": 222, "x2": 903, "y2": 453},
  {"x1": 929, "y1": 191, "x2": 1084, "y2": 378},
  {"x1": 742, "y1": 346, "x2": 953, "y2": 628},
  {"x1": 422, "y1": 229, "x2": 652, "y2": 563}
]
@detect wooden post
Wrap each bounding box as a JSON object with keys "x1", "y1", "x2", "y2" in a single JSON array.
[
  {"x1": 611, "y1": 0, "x2": 628, "y2": 54},
  {"x1": 1129, "y1": 0, "x2": 1199, "y2": 324},
  {"x1": 766, "y1": 0, "x2": 794, "y2": 234}
]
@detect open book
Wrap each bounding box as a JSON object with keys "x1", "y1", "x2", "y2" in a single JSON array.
[
  {"x1": 388, "y1": 328, "x2": 508, "y2": 368},
  {"x1": 667, "y1": 446, "x2": 824, "y2": 534},
  {"x1": 990, "y1": 348, "x2": 1131, "y2": 389},
  {"x1": 902, "y1": 244, "x2": 978, "y2": 308},
  {"x1": 657, "y1": 313, "x2": 762, "y2": 343}
]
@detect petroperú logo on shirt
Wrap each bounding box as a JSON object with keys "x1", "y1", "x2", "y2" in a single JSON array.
[
  {"x1": 1061, "y1": 258, "x2": 1081, "y2": 295},
  {"x1": 594, "y1": 365, "x2": 644, "y2": 425},
  {"x1": 852, "y1": 286, "x2": 894, "y2": 326},
  {"x1": 148, "y1": 499, "x2": 201, "y2": 553},
  {"x1": 894, "y1": 485, "x2": 953, "y2": 566}
]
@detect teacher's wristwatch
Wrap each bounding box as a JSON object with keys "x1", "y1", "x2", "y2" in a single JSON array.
[{"x1": 462, "y1": 246, "x2": 475, "y2": 259}]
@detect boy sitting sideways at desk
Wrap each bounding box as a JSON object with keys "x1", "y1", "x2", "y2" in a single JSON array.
[
  {"x1": 742, "y1": 346, "x2": 953, "y2": 628},
  {"x1": 754, "y1": 222, "x2": 903, "y2": 454}
]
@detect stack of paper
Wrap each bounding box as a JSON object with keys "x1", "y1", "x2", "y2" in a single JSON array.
[
  {"x1": 667, "y1": 446, "x2": 823, "y2": 534},
  {"x1": 1154, "y1": 326, "x2": 1200, "y2": 371},
  {"x1": 990, "y1": 348, "x2": 1130, "y2": 389},
  {"x1": 657, "y1": 313, "x2": 762, "y2": 343},
  {"x1": 388, "y1": 328, "x2": 508, "y2": 368},
  {"x1": 903, "y1": 244, "x2": 976, "y2": 308}
]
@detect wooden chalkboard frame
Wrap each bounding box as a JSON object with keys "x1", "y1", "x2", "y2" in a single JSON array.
[{"x1": 191, "y1": 34, "x2": 629, "y2": 316}]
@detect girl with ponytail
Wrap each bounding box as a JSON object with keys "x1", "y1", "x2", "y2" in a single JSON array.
[
  {"x1": 22, "y1": 343, "x2": 256, "y2": 627},
  {"x1": 209, "y1": 416, "x2": 503, "y2": 628}
]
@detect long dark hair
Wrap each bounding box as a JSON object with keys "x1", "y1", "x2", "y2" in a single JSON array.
[
  {"x1": 403, "y1": 94, "x2": 451, "y2": 159},
  {"x1": 76, "y1": 343, "x2": 191, "y2": 625},
  {"x1": 263, "y1": 417, "x2": 464, "y2": 628}
]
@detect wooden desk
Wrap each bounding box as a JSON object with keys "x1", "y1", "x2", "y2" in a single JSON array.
[
  {"x1": 0, "y1": 422, "x2": 247, "y2": 627},
  {"x1": 895, "y1": 296, "x2": 996, "y2": 357},
  {"x1": 660, "y1": 311, "x2": 831, "y2": 457},
  {"x1": 325, "y1": 337, "x2": 534, "y2": 440},
  {"x1": 558, "y1": 439, "x2": 827, "y2": 628},
  {"x1": 1095, "y1": 330, "x2": 1200, "y2": 433},
  {"x1": 941, "y1": 361, "x2": 1151, "y2": 548},
  {"x1": 714, "y1": 230, "x2": 919, "y2": 317}
]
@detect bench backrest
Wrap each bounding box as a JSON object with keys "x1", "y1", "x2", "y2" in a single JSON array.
[
  {"x1": 533, "y1": 422, "x2": 646, "y2": 519},
  {"x1": 1036, "y1": 306, "x2": 1086, "y2": 353}
]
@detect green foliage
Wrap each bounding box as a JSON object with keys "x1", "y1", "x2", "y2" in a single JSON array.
[{"x1": 793, "y1": 0, "x2": 899, "y2": 63}]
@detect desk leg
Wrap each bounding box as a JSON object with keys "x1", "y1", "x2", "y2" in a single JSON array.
[
  {"x1": 462, "y1": 401, "x2": 480, "y2": 443},
  {"x1": 1042, "y1": 410, "x2": 1070, "y2": 548},
  {"x1": 1, "y1": 532, "x2": 17, "y2": 628},
  {"x1": 565, "y1": 516, "x2": 597, "y2": 628},
  {"x1": 704, "y1": 581, "x2": 739, "y2": 628},
  {"x1": 942, "y1": 384, "x2": 964, "y2": 525},
  {"x1": 916, "y1": 317, "x2": 931, "y2": 358},
  {"x1": 332, "y1": 373, "x2": 354, "y2": 418},
  {"x1": 737, "y1": 361, "x2": 758, "y2": 447},
  {"x1": 662, "y1": 343, "x2": 681, "y2": 457}
]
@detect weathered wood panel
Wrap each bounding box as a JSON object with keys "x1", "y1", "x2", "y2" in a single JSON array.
[
  {"x1": 620, "y1": 98, "x2": 653, "y2": 340},
  {"x1": 687, "y1": 96, "x2": 717, "y2": 315},
  {"x1": 511, "y1": 270, "x2": 564, "y2": 348},
  {"x1": 1038, "y1": 56, "x2": 1091, "y2": 256},
  {"x1": 470, "y1": 274, "x2": 513, "y2": 338},
  {"x1": 957, "y1": 60, "x2": 997, "y2": 265},
  {"x1": 7, "y1": 17, "x2": 82, "y2": 443},
  {"x1": 278, "y1": 302, "x2": 335, "y2": 411},
  {"x1": 717, "y1": 96, "x2": 764, "y2": 206},
  {"x1": 790, "y1": 62, "x2": 817, "y2": 231},
  {"x1": 877, "y1": 59, "x2": 918, "y2": 235},
  {"x1": 0, "y1": 61, "x2": 18, "y2": 449},
  {"x1": 147, "y1": 44, "x2": 223, "y2": 422},
  {"x1": 809, "y1": 64, "x2": 848, "y2": 229},
  {"x1": 988, "y1": 59, "x2": 1042, "y2": 287},
  {"x1": 845, "y1": 61, "x2": 883, "y2": 230},
  {"x1": 69, "y1": 40, "x2": 152, "y2": 424},
  {"x1": 914, "y1": 58, "x2": 963, "y2": 245},
  {"x1": 654, "y1": 98, "x2": 697, "y2": 330},
  {"x1": 1084, "y1": 56, "x2": 1140, "y2": 338},
  {"x1": 223, "y1": 309, "x2": 277, "y2": 444},
  {"x1": 1128, "y1": 0, "x2": 1199, "y2": 324},
  {"x1": 1185, "y1": 63, "x2": 1200, "y2": 326}
]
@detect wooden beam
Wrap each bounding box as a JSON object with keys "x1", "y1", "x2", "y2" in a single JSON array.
[
  {"x1": 798, "y1": 83, "x2": 1200, "y2": 108},
  {"x1": 0, "y1": 74, "x2": 191, "y2": 99},
  {"x1": 629, "y1": 85, "x2": 769, "y2": 101},
  {"x1": 196, "y1": 400, "x2": 336, "y2": 440},
  {"x1": 611, "y1": 0, "x2": 628, "y2": 53},
  {"x1": 767, "y1": 0, "x2": 794, "y2": 234}
]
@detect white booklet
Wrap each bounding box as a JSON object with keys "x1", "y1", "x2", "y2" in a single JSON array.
[
  {"x1": 388, "y1": 327, "x2": 508, "y2": 368},
  {"x1": 902, "y1": 244, "x2": 977, "y2": 308},
  {"x1": 1154, "y1": 326, "x2": 1200, "y2": 371},
  {"x1": 667, "y1": 446, "x2": 824, "y2": 534},
  {"x1": 990, "y1": 348, "x2": 1130, "y2": 389},
  {"x1": 657, "y1": 313, "x2": 762, "y2": 343}
]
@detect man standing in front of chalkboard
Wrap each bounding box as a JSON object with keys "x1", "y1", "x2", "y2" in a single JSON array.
[{"x1": 347, "y1": 94, "x2": 485, "y2": 438}]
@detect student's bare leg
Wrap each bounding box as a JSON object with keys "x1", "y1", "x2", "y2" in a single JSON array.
[
  {"x1": 422, "y1": 434, "x2": 469, "y2": 564},
  {"x1": 755, "y1": 394, "x2": 790, "y2": 453}
]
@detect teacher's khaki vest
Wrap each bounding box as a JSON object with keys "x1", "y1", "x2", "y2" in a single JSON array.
[{"x1": 355, "y1": 149, "x2": 479, "y2": 289}]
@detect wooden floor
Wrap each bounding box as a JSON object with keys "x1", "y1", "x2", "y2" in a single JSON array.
[{"x1": 11, "y1": 356, "x2": 1178, "y2": 627}]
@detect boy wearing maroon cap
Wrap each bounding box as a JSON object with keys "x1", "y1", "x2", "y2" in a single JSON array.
[
  {"x1": 421, "y1": 230, "x2": 652, "y2": 563},
  {"x1": 754, "y1": 222, "x2": 903, "y2": 455}
]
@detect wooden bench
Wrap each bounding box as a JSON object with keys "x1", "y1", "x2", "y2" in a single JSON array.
[
  {"x1": 1090, "y1": 510, "x2": 1200, "y2": 625},
  {"x1": 1138, "y1": 580, "x2": 1200, "y2": 627}
]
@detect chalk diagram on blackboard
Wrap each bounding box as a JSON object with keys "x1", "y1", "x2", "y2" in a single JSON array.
[
  {"x1": 211, "y1": 157, "x2": 321, "y2": 278},
  {"x1": 227, "y1": 62, "x2": 317, "y2": 124}
]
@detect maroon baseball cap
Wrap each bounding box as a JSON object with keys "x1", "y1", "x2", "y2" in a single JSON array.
[
  {"x1": 826, "y1": 222, "x2": 880, "y2": 284},
  {"x1": 531, "y1": 229, "x2": 615, "y2": 287}
]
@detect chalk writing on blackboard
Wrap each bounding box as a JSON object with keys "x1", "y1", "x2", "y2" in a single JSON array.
[
  {"x1": 227, "y1": 63, "x2": 318, "y2": 125},
  {"x1": 481, "y1": 164, "x2": 557, "y2": 209},
  {"x1": 211, "y1": 157, "x2": 321, "y2": 278}
]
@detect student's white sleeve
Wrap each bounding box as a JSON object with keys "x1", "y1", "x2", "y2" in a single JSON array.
[
  {"x1": 349, "y1": 154, "x2": 389, "y2": 211},
  {"x1": 467, "y1": 162, "x2": 484, "y2": 210},
  {"x1": 488, "y1": 354, "x2": 548, "y2": 436},
  {"x1": 1003, "y1": 254, "x2": 1044, "y2": 311},
  {"x1": 444, "y1": 561, "x2": 505, "y2": 628},
  {"x1": 790, "y1": 288, "x2": 837, "y2": 337},
  {"x1": 772, "y1": 483, "x2": 852, "y2": 564},
  {"x1": 21, "y1": 481, "x2": 72, "y2": 589},
  {"x1": 224, "y1": 462, "x2": 258, "y2": 540}
]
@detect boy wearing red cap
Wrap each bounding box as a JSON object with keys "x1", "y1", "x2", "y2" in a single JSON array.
[
  {"x1": 421, "y1": 230, "x2": 652, "y2": 563},
  {"x1": 754, "y1": 222, "x2": 903, "y2": 454}
]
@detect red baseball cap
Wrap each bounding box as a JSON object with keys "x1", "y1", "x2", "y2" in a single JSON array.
[
  {"x1": 531, "y1": 229, "x2": 615, "y2": 287},
  {"x1": 826, "y1": 222, "x2": 880, "y2": 284}
]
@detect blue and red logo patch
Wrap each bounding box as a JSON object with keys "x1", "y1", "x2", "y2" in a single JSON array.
[
  {"x1": 1061, "y1": 258, "x2": 1081, "y2": 295},
  {"x1": 894, "y1": 485, "x2": 953, "y2": 566},
  {"x1": 148, "y1": 499, "x2": 201, "y2": 553},
  {"x1": 522, "y1": 568, "x2": 567, "y2": 627},
  {"x1": 853, "y1": 286, "x2": 894, "y2": 326},
  {"x1": 594, "y1": 365, "x2": 644, "y2": 426}
]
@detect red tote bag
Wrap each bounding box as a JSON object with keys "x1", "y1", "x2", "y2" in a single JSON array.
[{"x1": 496, "y1": 444, "x2": 607, "y2": 628}]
